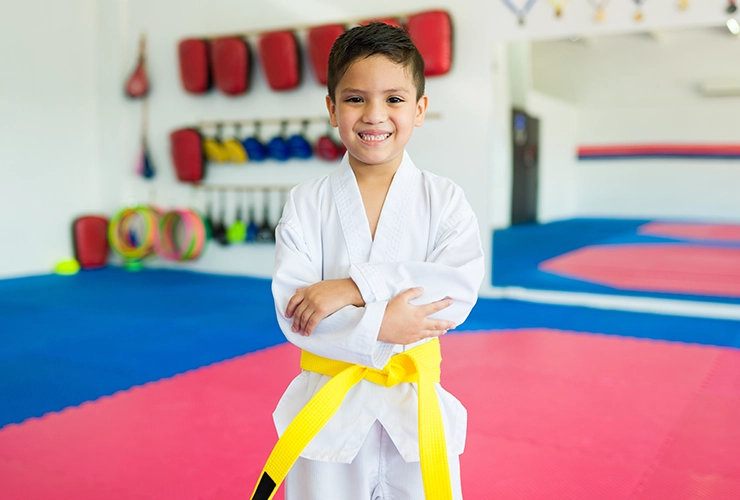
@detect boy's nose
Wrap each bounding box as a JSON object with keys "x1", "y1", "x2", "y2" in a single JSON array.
[{"x1": 362, "y1": 101, "x2": 387, "y2": 124}]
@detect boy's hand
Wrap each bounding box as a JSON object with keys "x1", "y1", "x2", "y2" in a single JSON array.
[
  {"x1": 378, "y1": 287, "x2": 455, "y2": 345},
  {"x1": 287, "y1": 278, "x2": 365, "y2": 336}
]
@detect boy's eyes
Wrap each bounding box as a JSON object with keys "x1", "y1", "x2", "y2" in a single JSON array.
[{"x1": 343, "y1": 96, "x2": 405, "y2": 104}]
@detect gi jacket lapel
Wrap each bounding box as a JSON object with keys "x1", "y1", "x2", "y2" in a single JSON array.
[
  {"x1": 331, "y1": 151, "x2": 420, "y2": 266},
  {"x1": 331, "y1": 156, "x2": 372, "y2": 265}
]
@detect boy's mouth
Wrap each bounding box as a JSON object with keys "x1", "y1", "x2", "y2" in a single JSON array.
[{"x1": 358, "y1": 132, "x2": 392, "y2": 142}]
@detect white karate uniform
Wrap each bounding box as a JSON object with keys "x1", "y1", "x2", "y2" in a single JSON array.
[{"x1": 271, "y1": 151, "x2": 485, "y2": 500}]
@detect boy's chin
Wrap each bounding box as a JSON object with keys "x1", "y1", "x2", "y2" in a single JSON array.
[{"x1": 348, "y1": 150, "x2": 404, "y2": 169}]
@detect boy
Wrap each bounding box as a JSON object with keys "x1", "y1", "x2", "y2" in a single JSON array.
[{"x1": 252, "y1": 22, "x2": 484, "y2": 500}]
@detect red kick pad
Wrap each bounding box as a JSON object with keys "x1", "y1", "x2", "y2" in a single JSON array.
[
  {"x1": 258, "y1": 31, "x2": 301, "y2": 91},
  {"x1": 72, "y1": 216, "x2": 109, "y2": 269},
  {"x1": 1, "y1": 331, "x2": 739, "y2": 499},
  {"x1": 307, "y1": 24, "x2": 344, "y2": 85},
  {"x1": 540, "y1": 244, "x2": 740, "y2": 297},
  {"x1": 178, "y1": 39, "x2": 211, "y2": 94},
  {"x1": 210, "y1": 37, "x2": 250, "y2": 95},
  {"x1": 406, "y1": 10, "x2": 453, "y2": 76},
  {"x1": 639, "y1": 222, "x2": 740, "y2": 243}
]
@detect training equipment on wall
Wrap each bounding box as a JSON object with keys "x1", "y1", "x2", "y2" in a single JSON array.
[
  {"x1": 178, "y1": 38, "x2": 211, "y2": 94},
  {"x1": 222, "y1": 125, "x2": 248, "y2": 163},
  {"x1": 210, "y1": 37, "x2": 251, "y2": 95},
  {"x1": 124, "y1": 32, "x2": 154, "y2": 179},
  {"x1": 73, "y1": 215, "x2": 110, "y2": 269},
  {"x1": 266, "y1": 122, "x2": 291, "y2": 161},
  {"x1": 406, "y1": 10, "x2": 453, "y2": 76},
  {"x1": 195, "y1": 185, "x2": 292, "y2": 246},
  {"x1": 154, "y1": 208, "x2": 208, "y2": 261},
  {"x1": 136, "y1": 99, "x2": 155, "y2": 179},
  {"x1": 361, "y1": 18, "x2": 403, "y2": 27},
  {"x1": 258, "y1": 31, "x2": 302, "y2": 91},
  {"x1": 287, "y1": 121, "x2": 314, "y2": 159},
  {"x1": 108, "y1": 206, "x2": 160, "y2": 268},
  {"x1": 125, "y1": 33, "x2": 149, "y2": 98},
  {"x1": 242, "y1": 122, "x2": 269, "y2": 162},
  {"x1": 170, "y1": 128, "x2": 206, "y2": 182},
  {"x1": 181, "y1": 9, "x2": 454, "y2": 94},
  {"x1": 170, "y1": 112, "x2": 440, "y2": 180},
  {"x1": 314, "y1": 120, "x2": 345, "y2": 161},
  {"x1": 307, "y1": 24, "x2": 345, "y2": 85}
]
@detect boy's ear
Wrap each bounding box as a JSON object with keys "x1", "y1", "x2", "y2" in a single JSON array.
[
  {"x1": 325, "y1": 94, "x2": 339, "y2": 127},
  {"x1": 414, "y1": 94, "x2": 429, "y2": 127}
]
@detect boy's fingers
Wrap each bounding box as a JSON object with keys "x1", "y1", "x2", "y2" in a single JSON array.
[
  {"x1": 286, "y1": 291, "x2": 305, "y2": 318},
  {"x1": 292, "y1": 302, "x2": 309, "y2": 332},
  {"x1": 399, "y1": 286, "x2": 424, "y2": 302},
  {"x1": 304, "y1": 311, "x2": 324, "y2": 336},
  {"x1": 421, "y1": 328, "x2": 448, "y2": 338},
  {"x1": 301, "y1": 310, "x2": 317, "y2": 336},
  {"x1": 421, "y1": 297, "x2": 453, "y2": 315},
  {"x1": 423, "y1": 318, "x2": 455, "y2": 331}
]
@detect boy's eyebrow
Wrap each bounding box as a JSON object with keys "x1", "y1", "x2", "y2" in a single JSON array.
[{"x1": 339, "y1": 87, "x2": 412, "y2": 95}]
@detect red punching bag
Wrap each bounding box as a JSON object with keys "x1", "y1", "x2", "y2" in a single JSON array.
[{"x1": 125, "y1": 34, "x2": 150, "y2": 98}]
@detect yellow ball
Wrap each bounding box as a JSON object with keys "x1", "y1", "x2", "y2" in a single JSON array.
[{"x1": 55, "y1": 258, "x2": 80, "y2": 275}]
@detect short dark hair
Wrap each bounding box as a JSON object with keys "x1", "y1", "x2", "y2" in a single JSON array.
[{"x1": 327, "y1": 22, "x2": 425, "y2": 102}]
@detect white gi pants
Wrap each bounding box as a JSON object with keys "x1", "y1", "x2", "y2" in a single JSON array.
[{"x1": 285, "y1": 420, "x2": 463, "y2": 500}]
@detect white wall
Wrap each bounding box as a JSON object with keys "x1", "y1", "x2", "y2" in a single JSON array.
[
  {"x1": 527, "y1": 91, "x2": 579, "y2": 223},
  {"x1": 532, "y1": 28, "x2": 740, "y2": 221},
  {"x1": 0, "y1": 0, "x2": 100, "y2": 278}
]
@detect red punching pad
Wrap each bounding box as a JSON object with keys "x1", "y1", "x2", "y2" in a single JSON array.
[
  {"x1": 170, "y1": 128, "x2": 205, "y2": 182},
  {"x1": 178, "y1": 38, "x2": 211, "y2": 94},
  {"x1": 210, "y1": 37, "x2": 251, "y2": 95},
  {"x1": 72, "y1": 216, "x2": 109, "y2": 269},
  {"x1": 258, "y1": 31, "x2": 301, "y2": 91},
  {"x1": 360, "y1": 18, "x2": 403, "y2": 28},
  {"x1": 307, "y1": 24, "x2": 344, "y2": 85},
  {"x1": 406, "y1": 10, "x2": 453, "y2": 76}
]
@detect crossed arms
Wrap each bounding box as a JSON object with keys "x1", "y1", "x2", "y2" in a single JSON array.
[{"x1": 271, "y1": 196, "x2": 484, "y2": 369}]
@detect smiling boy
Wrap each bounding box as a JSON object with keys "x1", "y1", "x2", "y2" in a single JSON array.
[{"x1": 251, "y1": 22, "x2": 484, "y2": 500}]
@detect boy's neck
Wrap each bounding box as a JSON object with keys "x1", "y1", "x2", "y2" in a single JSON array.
[{"x1": 350, "y1": 155, "x2": 402, "y2": 187}]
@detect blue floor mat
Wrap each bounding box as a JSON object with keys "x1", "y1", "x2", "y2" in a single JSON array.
[
  {"x1": 1, "y1": 268, "x2": 738, "y2": 428},
  {"x1": 492, "y1": 218, "x2": 740, "y2": 305}
]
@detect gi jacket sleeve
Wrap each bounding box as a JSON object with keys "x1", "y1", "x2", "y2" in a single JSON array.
[
  {"x1": 272, "y1": 194, "x2": 395, "y2": 369},
  {"x1": 348, "y1": 188, "x2": 484, "y2": 327}
]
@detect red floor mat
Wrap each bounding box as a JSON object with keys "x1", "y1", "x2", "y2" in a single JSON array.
[
  {"x1": 639, "y1": 222, "x2": 740, "y2": 243},
  {"x1": 540, "y1": 244, "x2": 740, "y2": 297},
  {"x1": 1, "y1": 330, "x2": 738, "y2": 499}
]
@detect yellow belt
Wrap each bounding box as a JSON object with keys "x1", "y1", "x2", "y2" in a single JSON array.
[{"x1": 250, "y1": 338, "x2": 452, "y2": 500}]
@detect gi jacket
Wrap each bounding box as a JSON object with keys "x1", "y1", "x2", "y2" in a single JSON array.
[{"x1": 272, "y1": 151, "x2": 485, "y2": 463}]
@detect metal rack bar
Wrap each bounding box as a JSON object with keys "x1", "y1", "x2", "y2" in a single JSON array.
[
  {"x1": 193, "y1": 183, "x2": 296, "y2": 191},
  {"x1": 197, "y1": 112, "x2": 441, "y2": 129}
]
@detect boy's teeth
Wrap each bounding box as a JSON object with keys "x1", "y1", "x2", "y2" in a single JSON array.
[{"x1": 359, "y1": 133, "x2": 390, "y2": 141}]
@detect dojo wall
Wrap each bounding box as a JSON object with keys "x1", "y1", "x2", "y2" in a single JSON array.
[
  {"x1": 1, "y1": 0, "x2": 735, "y2": 280},
  {"x1": 97, "y1": 0, "x2": 500, "y2": 278},
  {"x1": 532, "y1": 29, "x2": 740, "y2": 222},
  {"x1": 0, "y1": 0, "x2": 100, "y2": 279}
]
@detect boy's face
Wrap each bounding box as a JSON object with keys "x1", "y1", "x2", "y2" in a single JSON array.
[{"x1": 326, "y1": 54, "x2": 428, "y2": 173}]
